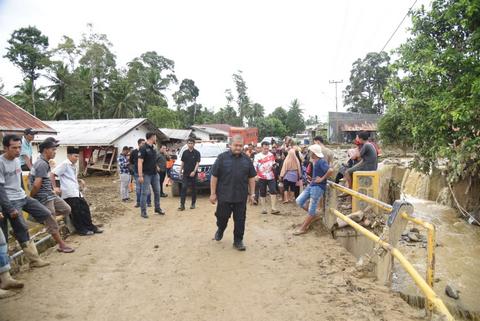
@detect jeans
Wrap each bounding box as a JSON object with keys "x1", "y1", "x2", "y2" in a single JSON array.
[
  {"x1": 134, "y1": 173, "x2": 150, "y2": 205},
  {"x1": 215, "y1": 201, "x2": 247, "y2": 243},
  {"x1": 140, "y1": 173, "x2": 160, "y2": 216},
  {"x1": 0, "y1": 228, "x2": 10, "y2": 273},
  {"x1": 120, "y1": 173, "x2": 130, "y2": 200},
  {"x1": 0, "y1": 197, "x2": 51, "y2": 244},
  {"x1": 180, "y1": 175, "x2": 197, "y2": 206},
  {"x1": 296, "y1": 185, "x2": 325, "y2": 216}
]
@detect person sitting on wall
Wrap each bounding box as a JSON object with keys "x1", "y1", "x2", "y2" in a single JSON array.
[
  {"x1": 0, "y1": 212, "x2": 24, "y2": 299},
  {"x1": 335, "y1": 139, "x2": 362, "y2": 184},
  {"x1": 29, "y1": 137, "x2": 75, "y2": 253},
  {"x1": 344, "y1": 131, "x2": 378, "y2": 189},
  {"x1": 53, "y1": 147, "x2": 103, "y2": 236}
]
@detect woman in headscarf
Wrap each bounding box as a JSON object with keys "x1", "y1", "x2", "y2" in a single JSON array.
[{"x1": 280, "y1": 148, "x2": 302, "y2": 203}]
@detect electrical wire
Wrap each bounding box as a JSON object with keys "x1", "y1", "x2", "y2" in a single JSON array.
[{"x1": 380, "y1": 0, "x2": 418, "y2": 52}]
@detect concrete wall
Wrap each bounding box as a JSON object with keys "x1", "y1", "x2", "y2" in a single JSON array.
[{"x1": 328, "y1": 112, "x2": 381, "y2": 143}]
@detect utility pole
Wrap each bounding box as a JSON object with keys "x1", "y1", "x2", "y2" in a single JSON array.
[{"x1": 329, "y1": 80, "x2": 343, "y2": 112}]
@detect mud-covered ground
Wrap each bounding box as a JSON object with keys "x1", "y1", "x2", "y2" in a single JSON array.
[{"x1": 0, "y1": 176, "x2": 424, "y2": 321}]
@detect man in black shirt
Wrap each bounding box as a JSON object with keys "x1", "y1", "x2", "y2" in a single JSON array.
[
  {"x1": 138, "y1": 133, "x2": 165, "y2": 218},
  {"x1": 210, "y1": 135, "x2": 256, "y2": 251},
  {"x1": 130, "y1": 139, "x2": 151, "y2": 208},
  {"x1": 179, "y1": 138, "x2": 201, "y2": 211}
]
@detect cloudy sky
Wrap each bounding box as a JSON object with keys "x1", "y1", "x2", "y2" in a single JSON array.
[{"x1": 0, "y1": 0, "x2": 430, "y2": 121}]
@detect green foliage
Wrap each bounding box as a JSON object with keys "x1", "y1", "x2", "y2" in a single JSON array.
[
  {"x1": 257, "y1": 116, "x2": 288, "y2": 138},
  {"x1": 380, "y1": 0, "x2": 480, "y2": 180},
  {"x1": 4, "y1": 26, "x2": 50, "y2": 116},
  {"x1": 232, "y1": 71, "x2": 250, "y2": 126},
  {"x1": 270, "y1": 107, "x2": 288, "y2": 124},
  {"x1": 147, "y1": 105, "x2": 180, "y2": 129},
  {"x1": 286, "y1": 99, "x2": 305, "y2": 135},
  {"x1": 246, "y1": 103, "x2": 265, "y2": 127},
  {"x1": 344, "y1": 51, "x2": 391, "y2": 114}
]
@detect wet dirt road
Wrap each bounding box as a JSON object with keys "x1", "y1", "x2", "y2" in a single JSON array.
[{"x1": 0, "y1": 177, "x2": 423, "y2": 321}]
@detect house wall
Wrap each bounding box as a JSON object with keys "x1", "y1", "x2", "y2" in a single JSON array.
[
  {"x1": 328, "y1": 112, "x2": 381, "y2": 143},
  {"x1": 114, "y1": 124, "x2": 151, "y2": 150}
]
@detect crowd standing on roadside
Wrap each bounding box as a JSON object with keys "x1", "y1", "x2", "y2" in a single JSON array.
[{"x1": 0, "y1": 127, "x2": 378, "y2": 297}]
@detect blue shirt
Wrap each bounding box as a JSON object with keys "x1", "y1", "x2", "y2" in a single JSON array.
[
  {"x1": 311, "y1": 158, "x2": 330, "y2": 190},
  {"x1": 117, "y1": 154, "x2": 130, "y2": 174},
  {"x1": 20, "y1": 137, "x2": 32, "y2": 166}
]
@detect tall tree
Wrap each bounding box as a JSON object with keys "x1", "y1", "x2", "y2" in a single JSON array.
[
  {"x1": 53, "y1": 36, "x2": 80, "y2": 70},
  {"x1": 343, "y1": 51, "x2": 391, "y2": 114},
  {"x1": 246, "y1": 102, "x2": 265, "y2": 127},
  {"x1": 11, "y1": 79, "x2": 48, "y2": 119},
  {"x1": 105, "y1": 71, "x2": 140, "y2": 118},
  {"x1": 232, "y1": 71, "x2": 250, "y2": 126},
  {"x1": 147, "y1": 105, "x2": 180, "y2": 128},
  {"x1": 286, "y1": 99, "x2": 305, "y2": 135},
  {"x1": 381, "y1": 0, "x2": 480, "y2": 180},
  {"x1": 173, "y1": 78, "x2": 200, "y2": 125},
  {"x1": 270, "y1": 107, "x2": 288, "y2": 125},
  {"x1": 79, "y1": 23, "x2": 116, "y2": 118},
  {"x1": 45, "y1": 62, "x2": 72, "y2": 119},
  {"x1": 257, "y1": 116, "x2": 288, "y2": 139},
  {"x1": 4, "y1": 26, "x2": 50, "y2": 116}
]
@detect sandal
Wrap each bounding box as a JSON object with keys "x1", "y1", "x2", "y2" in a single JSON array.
[
  {"x1": 293, "y1": 229, "x2": 308, "y2": 236},
  {"x1": 57, "y1": 246, "x2": 75, "y2": 253}
]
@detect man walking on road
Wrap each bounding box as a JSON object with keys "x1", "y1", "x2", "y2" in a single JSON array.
[
  {"x1": 138, "y1": 133, "x2": 165, "y2": 218},
  {"x1": 253, "y1": 141, "x2": 280, "y2": 215},
  {"x1": 210, "y1": 135, "x2": 257, "y2": 251},
  {"x1": 118, "y1": 146, "x2": 131, "y2": 202},
  {"x1": 179, "y1": 138, "x2": 200, "y2": 211}
]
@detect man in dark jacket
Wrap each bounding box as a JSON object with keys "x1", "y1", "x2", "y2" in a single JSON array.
[
  {"x1": 156, "y1": 145, "x2": 169, "y2": 198},
  {"x1": 210, "y1": 135, "x2": 257, "y2": 251}
]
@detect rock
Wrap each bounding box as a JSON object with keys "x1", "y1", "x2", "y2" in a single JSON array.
[
  {"x1": 445, "y1": 284, "x2": 460, "y2": 299},
  {"x1": 154, "y1": 245, "x2": 159, "y2": 249},
  {"x1": 410, "y1": 227, "x2": 420, "y2": 234},
  {"x1": 407, "y1": 232, "x2": 421, "y2": 242}
]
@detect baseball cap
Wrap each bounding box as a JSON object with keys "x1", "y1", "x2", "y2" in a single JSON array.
[
  {"x1": 308, "y1": 145, "x2": 324, "y2": 158},
  {"x1": 39, "y1": 137, "x2": 60, "y2": 152},
  {"x1": 24, "y1": 128, "x2": 38, "y2": 135}
]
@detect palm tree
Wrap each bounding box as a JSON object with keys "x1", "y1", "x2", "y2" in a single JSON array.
[{"x1": 107, "y1": 76, "x2": 140, "y2": 118}]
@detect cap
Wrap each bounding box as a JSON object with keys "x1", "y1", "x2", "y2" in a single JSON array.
[
  {"x1": 308, "y1": 145, "x2": 324, "y2": 158},
  {"x1": 67, "y1": 146, "x2": 80, "y2": 154},
  {"x1": 24, "y1": 128, "x2": 38, "y2": 136},
  {"x1": 39, "y1": 137, "x2": 60, "y2": 152}
]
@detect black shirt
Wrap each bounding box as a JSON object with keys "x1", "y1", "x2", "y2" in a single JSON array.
[
  {"x1": 156, "y1": 153, "x2": 169, "y2": 173},
  {"x1": 130, "y1": 149, "x2": 139, "y2": 174},
  {"x1": 211, "y1": 151, "x2": 257, "y2": 203},
  {"x1": 181, "y1": 148, "x2": 201, "y2": 176},
  {"x1": 138, "y1": 144, "x2": 157, "y2": 175}
]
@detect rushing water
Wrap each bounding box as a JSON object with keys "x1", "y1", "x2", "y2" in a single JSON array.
[{"x1": 392, "y1": 197, "x2": 480, "y2": 320}]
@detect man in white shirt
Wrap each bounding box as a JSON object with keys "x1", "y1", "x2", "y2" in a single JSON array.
[
  {"x1": 253, "y1": 141, "x2": 280, "y2": 215},
  {"x1": 53, "y1": 147, "x2": 102, "y2": 236}
]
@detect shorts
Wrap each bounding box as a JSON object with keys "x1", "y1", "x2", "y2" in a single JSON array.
[
  {"x1": 258, "y1": 179, "x2": 277, "y2": 197},
  {"x1": 283, "y1": 179, "x2": 297, "y2": 192},
  {"x1": 296, "y1": 185, "x2": 325, "y2": 216}
]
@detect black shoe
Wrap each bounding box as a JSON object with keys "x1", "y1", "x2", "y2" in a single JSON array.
[
  {"x1": 134, "y1": 204, "x2": 140, "y2": 208},
  {"x1": 178, "y1": 205, "x2": 185, "y2": 211},
  {"x1": 233, "y1": 241, "x2": 246, "y2": 251},
  {"x1": 214, "y1": 229, "x2": 224, "y2": 241},
  {"x1": 190, "y1": 204, "x2": 196, "y2": 209},
  {"x1": 141, "y1": 214, "x2": 149, "y2": 219},
  {"x1": 155, "y1": 208, "x2": 165, "y2": 215},
  {"x1": 161, "y1": 193, "x2": 168, "y2": 198}
]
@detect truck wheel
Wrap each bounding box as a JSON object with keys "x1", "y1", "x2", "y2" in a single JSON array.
[{"x1": 172, "y1": 182, "x2": 180, "y2": 197}]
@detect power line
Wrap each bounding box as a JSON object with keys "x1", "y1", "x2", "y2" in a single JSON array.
[
  {"x1": 329, "y1": 80, "x2": 343, "y2": 112},
  {"x1": 380, "y1": 0, "x2": 418, "y2": 52}
]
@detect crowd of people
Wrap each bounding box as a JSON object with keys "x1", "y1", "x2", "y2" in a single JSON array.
[
  {"x1": 0, "y1": 129, "x2": 103, "y2": 298},
  {"x1": 0, "y1": 128, "x2": 379, "y2": 297}
]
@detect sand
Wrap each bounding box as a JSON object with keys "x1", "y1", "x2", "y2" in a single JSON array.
[{"x1": 0, "y1": 176, "x2": 423, "y2": 321}]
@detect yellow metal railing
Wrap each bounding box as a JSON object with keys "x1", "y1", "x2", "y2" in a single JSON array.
[{"x1": 328, "y1": 181, "x2": 451, "y2": 320}]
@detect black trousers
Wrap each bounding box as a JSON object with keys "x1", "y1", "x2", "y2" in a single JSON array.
[
  {"x1": 180, "y1": 176, "x2": 197, "y2": 206},
  {"x1": 159, "y1": 171, "x2": 166, "y2": 195},
  {"x1": 64, "y1": 197, "x2": 96, "y2": 234},
  {"x1": 215, "y1": 201, "x2": 247, "y2": 242}
]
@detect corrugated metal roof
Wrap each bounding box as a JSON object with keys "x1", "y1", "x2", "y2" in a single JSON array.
[
  {"x1": 198, "y1": 124, "x2": 232, "y2": 133},
  {"x1": 0, "y1": 95, "x2": 56, "y2": 134},
  {"x1": 35, "y1": 118, "x2": 168, "y2": 146},
  {"x1": 340, "y1": 122, "x2": 378, "y2": 132},
  {"x1": 160, "y1": 128, "x2": 192, "y2": 141},
  {"x1": 191, "y1": 125, "x2": 229, "y2": 136}
]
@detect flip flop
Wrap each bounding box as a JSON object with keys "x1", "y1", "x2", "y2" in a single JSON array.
[
  {"x1": 57, "y1": 246, "x2": 75, "y2": 253},
  {"x1": 293, "y1": 229, "x2": 308, "y2": 236}
]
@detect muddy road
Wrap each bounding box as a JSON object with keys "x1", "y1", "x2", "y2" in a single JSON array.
[{"x1": 1, "y1": 177, "x2": 423, "y2": 321}]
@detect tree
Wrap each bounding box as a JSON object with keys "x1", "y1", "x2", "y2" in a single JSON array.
[
  {"x1": 377, "y1": 104, "x2": 413, "y2": 156},
  {"x1": 246, "y1": 102, "x2": 265, "y2": 127},
  {"x1": 214, "y1": 106, "x2": 239, "y2": 125},
  {"x1": 343, "y1": 51, "x2": 391, "y2": 114},
  {"x1": 4, "y1": 26, "x2": 50, "y2": 116},
  {"x1": 257, "y1": 117, "x2": 287, "y2": 138},
  {"x1": 105, "y1": 71, "x2": 140, "y2": 118},
  {"x1": 232, "y1": 71, "x2": 250, "y2": 126},
  {"x1": 305, "y1": 115, "x2": 319, "y2": 126},
  {"x1": 79, "y1": 23, "x2": 116, "y2": 118},
  {"x1": 286, "y1": 99, "x2": 305, "y2": 135},
  {"x1": 381, "y1": 0, "x2": 480, "y2": 181},
  {"x1": 10, "y1": 79, "x2": 49, "y2": 119},
  {"x1": 270, "y1": 107, "x2": 288, "y2": 125},
  {"x1": 173, "y1": 78, "x2": 200, "y2": 125},
  {"x1": 0, "y1": 78, "x2": 4, "y2": 95},
  {"x1": 53, "y1": 36, "x2": 80, "y2": 70},
  {"x1": 147, "y1": 105, "x2": 180, "y2": 129},
  {"x1": 44, "y1": 62, "x2": 72, "y2": 119}
]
